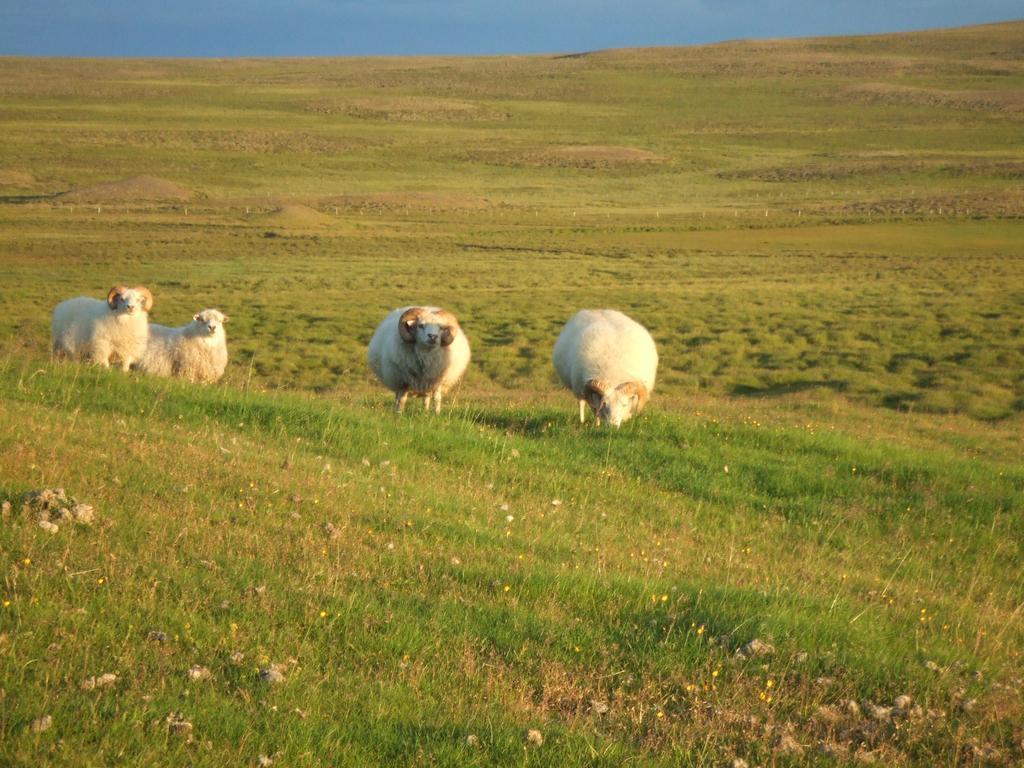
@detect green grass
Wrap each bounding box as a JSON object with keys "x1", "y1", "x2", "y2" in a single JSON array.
[
  {"x1": 2, "y1": 20, "x2": 1024, "y2": 767},
  {"x1": 1, "y1": 361, "x2": 1022, "y2": 766}
]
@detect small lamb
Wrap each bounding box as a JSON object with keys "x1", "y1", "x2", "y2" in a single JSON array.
[
  {"x1": 135, "y1": 309, "x2": 229, "y2": 384},
  {"x1": 52, "y1": 285, "x2": 154, "y2": 370},
  {"x1": 367, "y1": 305, "x2": 471, "y2": 413},
  {"x1": 552, "y1": 308, "x2": 658, "y2": 427}
]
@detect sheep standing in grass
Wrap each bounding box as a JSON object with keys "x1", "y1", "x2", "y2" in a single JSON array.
[
  {"x1": 135, "y1": 309, "x2": 229, "y2": 384},
  {"x1": 51, "y1": 285, "x2": 154, "y2": 370},
  {"x1": 367, "y1": 306, "x2": 470, "y2": 413},
  {"x1": 552, "y1": 309, "x2": 658, "y2": 427}
]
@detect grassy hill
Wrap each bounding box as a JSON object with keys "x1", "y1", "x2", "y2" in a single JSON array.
[{"x1": 1, "y1": 20, "x2": 1023, "y2": 766}]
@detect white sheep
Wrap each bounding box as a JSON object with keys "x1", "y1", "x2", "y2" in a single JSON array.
[
  {"x1": 367, "y1": 305, "x2": 471, "y2": 413},
  {"x1": 552, "y1": 308, "x2": 658, "y2": 427},
  {"x1": 51, "y1": 285, "x2": 154, "y2": 370},
  {"x1": 134, "y1": 309, "x2": 229, "y2": 384}
]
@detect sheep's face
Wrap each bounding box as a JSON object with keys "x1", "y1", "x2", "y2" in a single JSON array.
[
  {"x1": 584, "y1": 379, "x2": 643, "y2": 428},
  {"x1": 399, "y1": 308, "x2": 458, "y2": 349},
  {"x1": 193, "y1": 309, "x2": 228, "y2": 337},
  {"x1": 596, "y1": 390, "x2": 640, "y2": 428},
  {"x1": 107, "y1": 285, "x2": 153, "y2": 316}
]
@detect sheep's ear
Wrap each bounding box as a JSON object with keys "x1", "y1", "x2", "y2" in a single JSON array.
[
  {"x1": 583, "y1": 379, "x2": 608, "y2": 411},
  {"x1": 398, "y1": 307, "x2": 421, "y2": 343},
  {"x1": 135, "y1": 286, "x2": 154, "y2": 312},
  {"x1": 107, "y1": 285, "x2": 126, "y2": 309},
  {"x1": 221, "y1": 314, "x2": 229, "y2": 323},
  {"x1": 193, "y1": 313, "x2": 201, "y2": 322},
  {"x1": 617, "y1": 381, "x2": 650, "y2": 411},
  {"x1": 435, "y1": 309, "x2": 460, "y2": 346}
]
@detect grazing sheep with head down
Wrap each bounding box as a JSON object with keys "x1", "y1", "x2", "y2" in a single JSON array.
[
  {"x1": 51, "y1": 285, "x2": 154, "y2": 370},
  {"x1": 134, "y1": 309, "x2": 229, "y2": 384},
  {"x1": 552, "y1": 309, "x2": 658, "y2": 427},
  {"x1": 367, "y1": 306, "x2": 470, "y2": 413}
]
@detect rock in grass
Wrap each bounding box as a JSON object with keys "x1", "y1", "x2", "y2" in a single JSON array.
[
  {"x1": 737, "y1": 638, "x2": 775, "y2": 659},
  {"x1": 525, "y1": 729, "x2": 544, "y2": 746},
  {"x1": 70, "y1": 503, "x2": 95, "y2": 525},
  {"x1": 81, "y1": 672, "x2": 118, "y2": 690},
  {"x1": 187, "y1": 665, "x2": 212, "y2": 681},
  {"x1": 466, "y1": 734, "x2": 480, "y2": 747},
  {"x1": 38, "y1": 519, "x2": 59, "y2": 534},
  {"x1": 259, "y1": 665, "x2": 285, "y2": 684},
  {"x1": 590, "y1": 699, "x2": 610, "y2": 715},
  {"x1": 165, "y1": 711, "x2": 193, "y2": 741},
  {"x1": 30, "y1": 714, "x2": 53, "y2": 733}
]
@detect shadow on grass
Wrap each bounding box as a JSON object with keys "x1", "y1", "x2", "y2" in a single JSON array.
[{"x1": 729, "y1": 380, "x2": 846, "y2": 398}]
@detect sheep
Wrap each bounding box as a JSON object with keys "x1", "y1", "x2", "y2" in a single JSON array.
[
  {"x1": 51, "y1": 285, "x2": 154, "y2": 371},
  {"x1": 367, "y1": 305, "x2": 471, "y2": 413},
  {"x1": 552, "y1": 308, "x2": 658, "y2": 427},
  {"x1": 134, "y1": 309, "x2": 229, "y2": 384}
]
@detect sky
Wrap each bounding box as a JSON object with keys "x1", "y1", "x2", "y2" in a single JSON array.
[{"x1": 0, "y1": 1, "x2": 1020, "y2": 57}]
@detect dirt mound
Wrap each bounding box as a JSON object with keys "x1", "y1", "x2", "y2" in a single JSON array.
[
  {"x1": 258, "y1": 204, "x2": 334, "y2": 228},
  {"x1": 524, "y1": 145, "x2": 665, "y2": 169},
  {"x1": 58, "y1": 175, "x2": 192, "y2": 203}
]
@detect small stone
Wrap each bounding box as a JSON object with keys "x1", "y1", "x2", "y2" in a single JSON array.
[
  {"x1": 70, "y1": 503, "x2": 95, "y2": 525},
  {"x1": 146, "y1": 630, "x2": 167, "y2": 643},
  {"x1": 323, "y1": 522, "x2": 339, "y2": 539},
  {"x1": 165, "y1": 712, "x2": 193, "y2": 741},
  {"x1": 590, "y1": 699, "x2": 609, "y2": 715},
  {"x1": 257, "y1": 755, "x2": 274, "y2": 767},
  {"x1": 525, "y1": 728, "x2": 543, "y2": 746},
  {"x1": 450, "y1": 556, "x2": 461, "y2": 566},
  {"x1": 894, "y1": 694, "x2": 912, "y2": 710},
  {"x1": 731, "y1": 759, "x2": 749, "y2": 768},
  {"x1": 466, "y1": 734, "x2": 479, "y2": 747},
  {"x1": 30, "y1": 714, "x2": 53, "y2": 733},
  {"x1": 38, "y1": 519, "x2": 59, "y2": 534},
  {"x1": 230, "y1": 652, "x2": 245, "y2": 665},
  {"x1": 551, "y1": 499, "x2": 562, "y2": 507},
  {"x1": 187, "y1": 665, "x2": 212, "y2": 681},
  {"x1": 260, "y1": 666, "x2": 285, "y2": 684},
  {"x1": 866, "y1": 703, "x2": 893, "y2": 721},
  {"x1": 738, "y1": 638, "x2": 775, "y2": 658},
  {"x1": 924, "y1": 660, "x2": 941, "y2": 672},
  {"x1": 82, "y1": 672, "x2": 118, "y2": 690}
]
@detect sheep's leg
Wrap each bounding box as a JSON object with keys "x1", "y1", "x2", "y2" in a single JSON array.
[
  {"x1": 578, "y1": 399, "x2": 587, "y2": 424},
  {"x1": 423, "y1": 392, "x2": 433, "y2": 412},
  {"x1": 395, "y1": 390, "x2": 409, "y2": 413},
  {"x1": 433, "y1": 391, "x2": 443, "y2": 414}
]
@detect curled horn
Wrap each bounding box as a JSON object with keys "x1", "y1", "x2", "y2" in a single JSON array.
[
  {"x1": 107, "y1": 285, "x2": 126, "y2": 310},
  {"x1": 617, "y1": 381, "x2": 650, "y2": 412},
  {"x1": 398, "y1": 307, "x2": 423, "y2": 343},
  {"x1": 583, "y1": 379, "x2": 609, "y2": 411},
  {"x1": 434, "y1": 309, "x2": 460, "y2": 347},
  {"x1": 135, "y1": 286, "x2": 154, "y2": 312}
]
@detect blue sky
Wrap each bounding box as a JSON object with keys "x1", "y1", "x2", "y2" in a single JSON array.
[{"x1": 0, "y1": 1, "x2": 1020, "y2": 56}]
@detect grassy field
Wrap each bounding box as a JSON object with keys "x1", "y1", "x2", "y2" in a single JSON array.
[{"x1": 1, "y1": 20, "x2": 1023, "y2": 767}]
